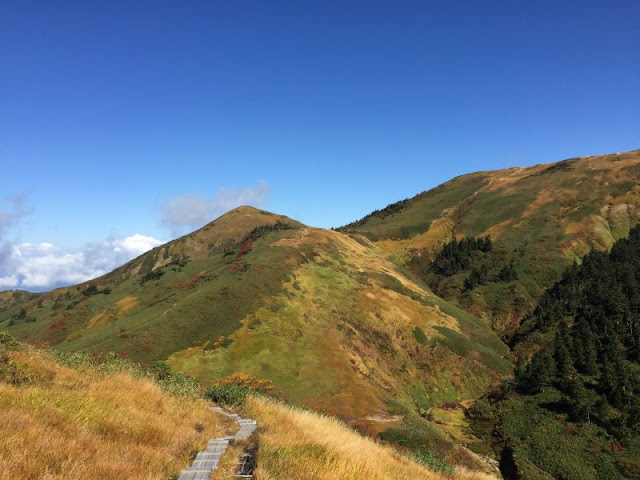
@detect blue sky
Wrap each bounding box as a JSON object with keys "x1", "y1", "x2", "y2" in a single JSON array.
[{"x1": 1, "y1": 1, "x2": 639, "y2": 290}]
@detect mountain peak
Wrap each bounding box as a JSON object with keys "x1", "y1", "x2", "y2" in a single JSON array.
[
  {"x1": 105, "y1": 206, "x2": 305, "y2": 281},
  {"x1": 201, "y1": 206, "x2": 304, "y2": 233},
  {"x1": 222, "y1": 205, "x2": 269, "y2": 216}
]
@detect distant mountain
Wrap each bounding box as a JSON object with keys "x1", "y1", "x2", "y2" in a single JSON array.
[
  {"x1": 340, "y1": 149, "x2": 640, "y2": 338},
  {"x1": 0, "y1": 206, "x2": 305, "y2": 362},
  {"x1": 0, "y1": 289, "x2": 40, "y2": 313}
]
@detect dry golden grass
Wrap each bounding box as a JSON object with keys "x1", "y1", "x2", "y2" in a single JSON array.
[
  {"x1": 245, "y1": 396, "x2": 497, "y2": 480},
  {"x1": 66, "y1": 310, "x2": 117, "y2": 341},
  {"x1": 116, "y1": 295, "x2": 139, "y2": 316},
  {"x1": 86, "y1": 310, "x2": 116, "y2": 329},
  {"x1": 0, "y1": 348, "x2": 231, "y2": 480}
]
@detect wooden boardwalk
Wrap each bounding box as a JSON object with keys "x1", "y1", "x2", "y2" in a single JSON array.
[{"x1": 177, "y1": 406, "x2": 257, "y2": 480}]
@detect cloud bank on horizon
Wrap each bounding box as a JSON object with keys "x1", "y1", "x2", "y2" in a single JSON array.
[
  {"x1": 0, "y1": 235, "x2": 163, "y2": 291},
  {"x1": 0, "y1": 196, "x2": 165, "y2": 291}
]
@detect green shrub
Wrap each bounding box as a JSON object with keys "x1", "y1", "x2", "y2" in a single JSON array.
[
  {"x1": 244, "y1": 221, "x2": 294, "y2": 242},
  {"x1": 52, "y1": 350, "x2": 92, "y2": 367},
  {"x1": 617, "y1": 456, "x2": 640, "y2": 478},
  {"x1": 82, "y1": 284, "x2": 99, "y2": 296},
  {"x1": 204, "y1": 384, "x2": 251, "y2": 407},
  {"x1": 140, "y1": 269, "x2": 165, "y2": 285},
  {"x1": 156, "y1": 371, "x2": 201, "y2": 398},
  {"x1": 413, "y1": 451, "x2": 455, "y2": 476},
  {"x1": 0, "y1": 352, "x2": 33, "y2": 385},
  {"x1": 380, "y1": 417, "x2": 455, "y2": 460},
  {"x1": 412, "y1": 326, "x2": 428, "y2": 345},
  {"x1": 0, "y1": 333, "x2": 19, "y2": 350}
]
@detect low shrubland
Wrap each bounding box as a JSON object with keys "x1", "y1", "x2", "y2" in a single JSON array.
[{"x1": 205, "y1": 373, "x2": 277, "y2": 407}]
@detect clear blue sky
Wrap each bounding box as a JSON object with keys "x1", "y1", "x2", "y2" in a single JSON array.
[{"x1": 1, "y1": 0, "x2": 639, "y2": 252}]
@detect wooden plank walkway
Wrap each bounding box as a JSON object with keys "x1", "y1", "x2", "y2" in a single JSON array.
[{"x1": 177, "y1": 406, "x2": 257, "y2": 480}]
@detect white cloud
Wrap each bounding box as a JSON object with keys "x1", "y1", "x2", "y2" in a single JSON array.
[
  {"x1": 0, "y1": 196, "x2": 31, "y2": 274},
  {"x1": 113, "y1": 234, "x2": 164, "y2": 256},
  {"x1": 0, "y1": 275, "x2": 18, "y2": 289},
  {"x1": 0, "y1": 196, "x2": 165, "y2": 292},
  {"x1": 0, "y1": 235, "x2": 164, "y2": 291},
  {"x1": 16, "y1": 247, "x2": 103, "y2": 288},
  {"x1": 162, "y1": 181, "x2": 269, "y2": 236}
]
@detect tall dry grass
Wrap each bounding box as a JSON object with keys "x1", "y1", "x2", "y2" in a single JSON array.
[
  {"x1": 0, "y1": 348, "x2": 230, "y2": 480},
  {"x1": 244, "y1": 396, "x2": 497, "y2": 480}
]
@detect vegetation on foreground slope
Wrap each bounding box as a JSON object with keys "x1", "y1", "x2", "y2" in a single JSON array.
[
  {"x1": 243, "y1": 395, "x2": 497, "y2": 480},
  {"x1": 0, "y1": 334, "x2": 231, "y2": 480},
  {"x1": 469, "y1": 224, "x2": 640, "y2": 479},
  {"x1": 340, "y1": 149, "x2": 640, "y2": 337}
]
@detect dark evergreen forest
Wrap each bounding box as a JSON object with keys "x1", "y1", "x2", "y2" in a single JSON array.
[
  {"x1": 516, "y1": 224, "x2": 640, "y2": 440},
  {"x1": 469, "y1": 225, "x2": 640, "y2": 479}
]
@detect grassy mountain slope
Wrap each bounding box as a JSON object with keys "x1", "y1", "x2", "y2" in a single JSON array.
[
  {"x1": 243, "y1": 395, "x2": 497, "y2": 480},
  {"x1": 1, "y1": 207, "x2": 304, "y2": 361},
  {"x1": 3, "y1": 150, "x2": 637, "y2": 478},
  {"x1": 0, "y1": 334, "x2": 230, "y2": 480},
  {"x1": 167, "y1": 226, "x2": 510, "y2": 420},
  {"x1": 0, "y1": 325, "x2": 496, "y2": 480},
  {"x1": 0, "y1": 206, "x2": 509, "y2": 470},
  {"x1": 339, "y1": 149, "x2": 640, "y2": 336},
  {"x1": 0, "y1": 290, "x2": 40, "y2": 313}
]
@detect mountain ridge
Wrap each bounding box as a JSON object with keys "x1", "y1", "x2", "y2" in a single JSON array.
[{"x1": 339, "y1": 149, "x2": 640, "y2": 337}]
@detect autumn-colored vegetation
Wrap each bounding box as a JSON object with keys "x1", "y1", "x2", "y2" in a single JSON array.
[
  {"x1": 244, "y1": 395, "x2": 497, "y2": 480},
  {"x1": 0, "y1": 336, "x2": 231, "y2": 480}
]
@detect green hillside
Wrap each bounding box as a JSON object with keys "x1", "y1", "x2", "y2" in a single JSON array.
[
  {"x1": 0, "y1": 205, "x2": 509, "y2": 469},
  {"x1": 340, "y1": 149, "x2": 640, "y2": 337},
  {"x1": 0, "y1": 207, "x2": 304, "y2": 360}
]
